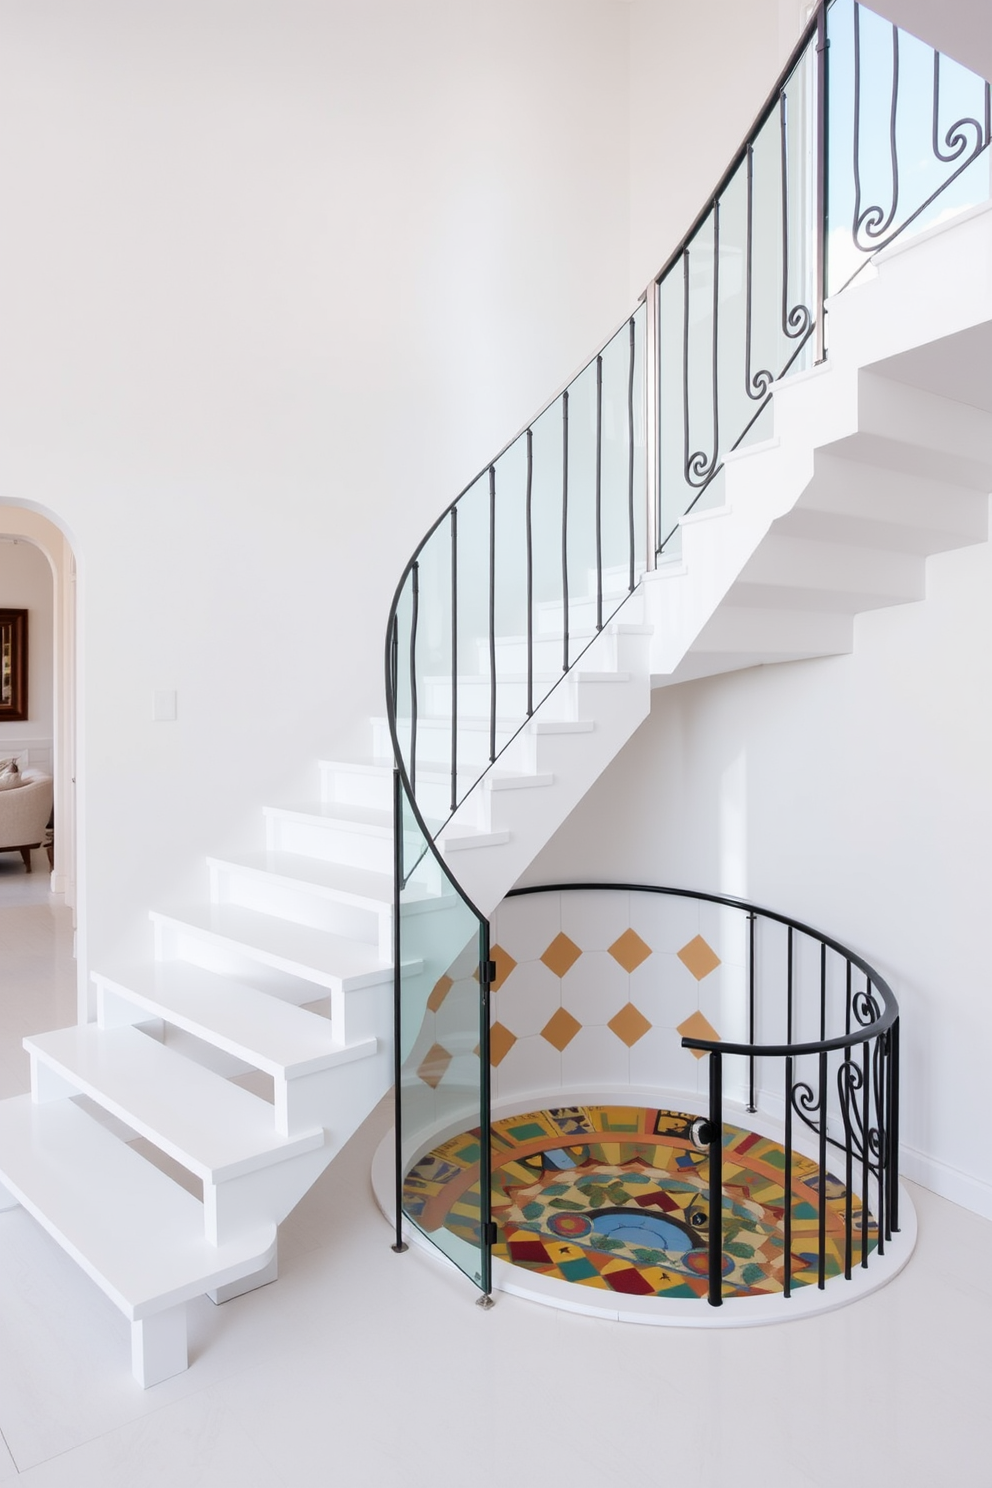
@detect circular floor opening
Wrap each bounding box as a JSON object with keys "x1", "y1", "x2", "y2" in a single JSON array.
[{"x1": 375, "y1": 1098, "x2": 916, "y2": 1326}]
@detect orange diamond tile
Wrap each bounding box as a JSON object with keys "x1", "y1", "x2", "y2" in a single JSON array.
[
  {"x1": 608, "y1": 1002, "x2": 652, "y2": 1047},
  {"x1": 426, "y1": 974, "x2": 454, "y2": 1013},
  {"x1": 541, "y1": 1007, "x2": 582, "y2": 1051},
  {"x1": 677, "y1": 934, "x2": 721, "y2": 981},
  {"x1": 489, "y1": 1023, "x2": 517, "y2": 1067},
  {"x1": 417, "y1": 1042, "x2": 453, "y2": 1089},
  {"x1": 541, "y1": 932, "x2": 582, "y2": 977},
  {"x1": 608, "y1": 927, "x2": 652, "y2": 973},
  {"x1": 491, "y1": 944, "x2": 517, "y2": 989},
  {"x1": 677, "y1": 1009, "x2": 721, "y2": 1059}
]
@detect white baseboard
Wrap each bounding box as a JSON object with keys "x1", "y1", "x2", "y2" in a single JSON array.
[{"x1": 898, "y1": 1142, "x2": 992, "y2": 1222}]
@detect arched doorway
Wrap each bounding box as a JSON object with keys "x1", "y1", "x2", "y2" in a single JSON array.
[{"x1": 0, "y1": 506, "x2": 77, "y2": 912}]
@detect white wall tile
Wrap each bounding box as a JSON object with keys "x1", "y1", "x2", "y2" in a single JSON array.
[
  {"x1": 560, "y1": 949, "x2": 629, "y2": 1025},
  {"x1": 559, "y1": 888, "x2": 631, "y2": 952},
  {"x1": 494, "y1": 1033, "x2": 562, "y2": 1106},
  {"x1": 493, "y1": 891, "x2": 561, "y2": 964},
  {"x1": 494, "y1": 959, "x2": 562, "y2": 1039},
  {"x1": 560, "y1": 1024, "x2": 630, "y2": 1088}
]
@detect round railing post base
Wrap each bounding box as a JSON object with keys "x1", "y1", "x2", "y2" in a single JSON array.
[{"x1": 391, "y1": 1242, "x2": 409, "y2": 1254}]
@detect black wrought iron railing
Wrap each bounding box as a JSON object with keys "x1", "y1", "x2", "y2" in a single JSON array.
[
  {"x1": 508, "y1": 883, "x2": 900, "y2": 1309},
  {"x1": 386, "y1": 0, "x2": 987, "y2": 1300}
]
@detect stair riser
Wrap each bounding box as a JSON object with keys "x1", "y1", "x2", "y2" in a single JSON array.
[
  {"x1": 423, "y1": 676, "x2": 579, "y2": 720},
  {"x1": 151, "y1": 918, "x2": 337, "y2": 1000},
  {"x1": 319, "y1": 763, "x2": 392, "y2": 813},
  {"x1": 537, "y1": 589, "x2": 641, "y2": 636},
  {"x1": 384, "y1": 719, "x2": 528, "y2": 770},
  {"x1": 446, "y1": 674, "x2": 652, "y2": 915},
  {"x1": 478, "y1": 631, "x2": 618, "y2": 674},
  {"x1": 208, "y1": 862, "x2": 390, "y2": 959},
  {"x1": 265, "y1": 811, "x2": 393, "y2": 875}
]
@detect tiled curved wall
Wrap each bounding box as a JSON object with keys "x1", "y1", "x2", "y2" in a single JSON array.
[{"x1": 407, "y1": 888, "x2": 756, "y2": 1119}]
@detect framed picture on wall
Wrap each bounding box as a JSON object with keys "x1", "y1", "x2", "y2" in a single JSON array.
[{"x1": 0, "y1": 609, "x2": 28, "y2": 721}]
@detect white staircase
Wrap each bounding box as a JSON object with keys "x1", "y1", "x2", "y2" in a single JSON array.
[{"x1": 0, "y1": 192, "x2": 990, "y2": 1388}]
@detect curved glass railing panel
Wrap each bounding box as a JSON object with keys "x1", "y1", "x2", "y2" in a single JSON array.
[{"x1": 393, "y1": 778, "x2": 492, "y2": 1293}]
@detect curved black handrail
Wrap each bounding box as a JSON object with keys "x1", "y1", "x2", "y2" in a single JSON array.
[
  {"x1": 507, "y1": 881, "x2": 900, "y2": 1307},
  {"x1": 507, "y1": 880, "x2": 897, "y2": 1054}
]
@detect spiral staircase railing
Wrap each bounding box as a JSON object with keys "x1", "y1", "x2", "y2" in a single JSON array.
[{"x1": 384, "y1": 0, "x2": 990, "y2": 1300}]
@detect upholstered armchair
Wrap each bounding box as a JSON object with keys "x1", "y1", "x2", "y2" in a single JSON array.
[{"x1": 0, "y1": 769, "x2": 54, "y2": 871}]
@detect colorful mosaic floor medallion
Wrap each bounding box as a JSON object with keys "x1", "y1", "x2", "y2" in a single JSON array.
[{"x1": 403, "y1": 1106, "x2": 878, "y2": 1299}]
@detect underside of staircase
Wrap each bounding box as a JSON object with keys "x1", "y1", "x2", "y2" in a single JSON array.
[{"x1": 0, "y1": 189, "x2": 990, "y2": 1388}]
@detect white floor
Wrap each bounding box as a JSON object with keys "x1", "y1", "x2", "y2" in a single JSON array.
[{"x1": 0, "y1": 863, "x2": 989, "y2": 1487}]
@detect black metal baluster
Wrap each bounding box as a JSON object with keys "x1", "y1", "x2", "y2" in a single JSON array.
[
  {"x1": 875, "y1": 1032, "x2": 887, "y2": 1254},
  {"x1": 784, "y1": 1054, "x2": 793, "y2": 1299},
  {"x1": 819, "y1": 941, "x2": 827, "y2": 1042},
  {"x1": 561, "y1": 391, "x2": 570, "y2": 672},
  {"x1": 815, "y1": 0, "x2": 828, "y2": 358},
  {"x1": 780, "y1": 88, "x2": 812, "y2": 346},
  {"x1": 627, "y1": 315, "x2": 636, "y2": 590},
  {"x1": 786, "y1": 925, "x2": 794, "y2": 1044},
  {"x1": 854, "y1": 9, "x2": 901, "y2": 249},
  {"x1": 595, "y1": 354, "x2": 603, "y2": 632},
  {"x1": 683, "y1": 206, "x2": 721, "y2": 490},
  {"x1": 844, "y1": 960, "x2": 853, "y2": 1278},
  {"x1": 488, "y1": 466, "x2": 497, "y2": 765},
  {"x1": 817, "y1": 1048, "x2": 828, "y2": 1289},
  {"x1": 845, "y1": 957, "x2": 852, "y2": 1037},
  {"x1": 745, "y1": 142, "x2": 773, "y2": 404},
  {"x1": 889, "y1": 1017, "x2": 900, "y2": 1233},
  {"x1": 525, "y1": 429, "x2": 534, "y2": 718},
  {"x1": 450, "y1": 508, "x2": 458, "y2": 814},
  {"x1": 747, "y1": 911, "x2": 756, "y2": 1112},
  {"x1": 409, "y1": 562, "x2": 419, "y2": 799},
  {"x1": 389, "y1": 614, "x2": 399, "y2": 742},
  {"x1": 860, "y1": 1035, "x2": 870, "y2": 1267},
  {"x1": 707, "y1": 1051, "x2": 723, "y2": 1307}
]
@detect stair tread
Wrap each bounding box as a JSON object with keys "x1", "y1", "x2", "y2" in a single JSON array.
[
  {"x1": 208, "y1": 852, "x2": 409, "y2": 907},
  {"x1": 0, "y1": 1094, "x2": 275, "y2": 1317},
  {"x1": 26, "y1": 1025, "x2": 324, "y2": 1182},
  {"x1": 152, "y1": 904, "x2": 399, "y2": 989},
  {"x1": 94, "y1": 961, "x2": 376, "y2": 1077},
  {"x1": 264, "y1": 802, "x2": 393, "y2": 833}
]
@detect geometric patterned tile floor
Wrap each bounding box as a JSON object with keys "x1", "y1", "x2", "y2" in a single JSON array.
[{"x1": 404, "y1": 1105, "x2": 877, "y2": 1300}]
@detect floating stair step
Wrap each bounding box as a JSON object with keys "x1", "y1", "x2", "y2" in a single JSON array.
[
  {"x1": 25, "y1": 1025, "x2": 325, "y2": 1183},
  {"x1": 207, "y1": 852, "x2": 424, "y2": 957},
  {"x1": 151, "y1": 905, "x2": 411, "y2": 993},
  {"x1": 211, "y1": 852, "x2": 402, "y2": 905},
  {"x1": 92, "y1": 962, "x2": 377, "y2": 1079},
  {"x1": 0, "y1": 1093, "x2": 275, "y2": 1319},
  {"x1": 263, "y1": 802, "x2": 412, "y2": 873}
]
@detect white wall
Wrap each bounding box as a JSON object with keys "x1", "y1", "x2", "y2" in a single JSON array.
[
  {"x1": 628, "y1": 0, "x2": 809, "y2": 298},
  {"x1": 0, "y1": 0, "x2": 636, "y2": 968},
  {"x1": 0, "y1": 536, "x2": 53, "y2": 749}
]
